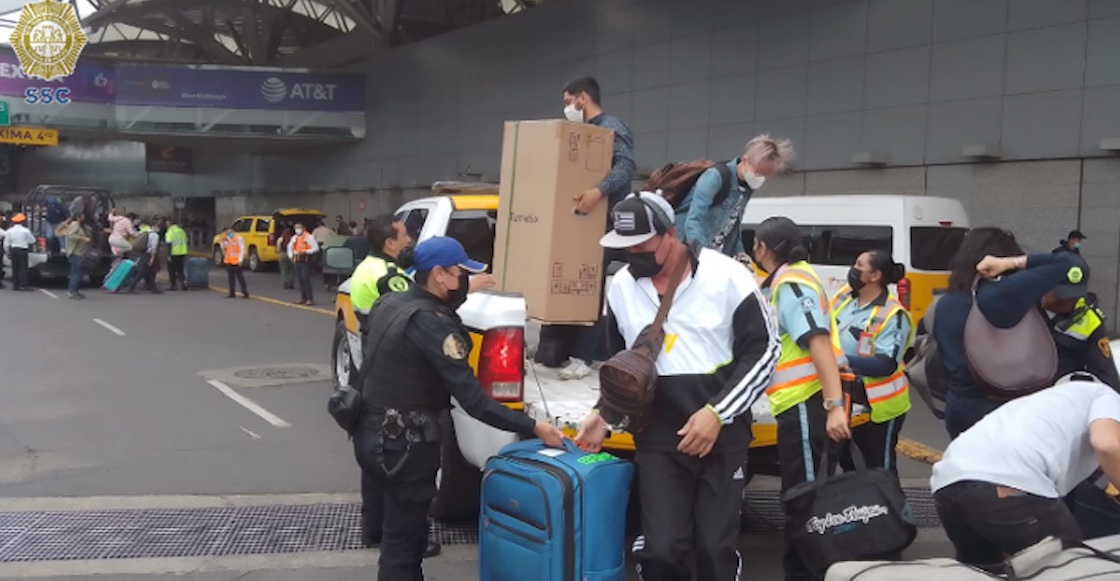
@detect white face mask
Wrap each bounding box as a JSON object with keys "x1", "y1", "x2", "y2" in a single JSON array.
[
  {"x1": 563, "y1": 104, "x2": 583, "y2": 123},
  {"x1": 295, "y1": 228, "x2": 304, "y2": 234},
  {"x1": 744, "y1": 171, "x2": 766, "y2": 191}
]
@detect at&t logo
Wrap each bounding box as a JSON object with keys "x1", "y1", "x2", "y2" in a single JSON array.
[{"x1": 260, "y1": 77, "x2": 339, "y2": 104}]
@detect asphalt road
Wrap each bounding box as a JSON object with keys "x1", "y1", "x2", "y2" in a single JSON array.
[{"x1": 0, "y1": 266, "x2": 955, "y2": 579}]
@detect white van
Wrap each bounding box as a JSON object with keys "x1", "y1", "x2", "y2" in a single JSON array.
[{"x1": 740, "y1": 195, "x2": 970, "y2": 321}]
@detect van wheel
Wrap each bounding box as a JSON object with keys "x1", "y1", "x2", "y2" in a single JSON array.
[
  {"x1": 331, "y1": 320, "x2": 357, "y2": 387},
  {"x1": 430, "y1": 410, "x2": 481, "y2": 523},
  {"x1": 248, "y1": 248, "x2": 262, "y2": 272}
]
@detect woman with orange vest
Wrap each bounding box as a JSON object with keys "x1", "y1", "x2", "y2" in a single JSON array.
[
  {"x1": 220, "y1": 228, "x2": 249, "y2": 299},
  {"x1": 751, "y1": 216, "x2": 850, "y2": 581},
  {"x1": 829, "y1": 250, "x2": 915, "y2": 477},
  {"x1": 287, "y1": 222, "x2": 320, "y2": 305}
]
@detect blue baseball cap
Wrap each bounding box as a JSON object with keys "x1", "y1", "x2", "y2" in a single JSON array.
[{"x1": 413, "y1": 236, "x2": 487, "y2": 273}]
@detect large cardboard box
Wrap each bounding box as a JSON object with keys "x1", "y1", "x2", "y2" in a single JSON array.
[{"x1": 494, "y1": 120, "x2": 615, "y2": 324}]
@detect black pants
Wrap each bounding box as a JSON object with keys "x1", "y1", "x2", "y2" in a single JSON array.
[
  {"x1": 632, "y1": 447, "x2": 746, "y2": 581},
  {"x1": 935, "y1": 480, "x2": 1082, "y2": 571},
  {"x1": 226, "y1": 264, "x2": 248, "y2": 296},
  {"x1": 128, "y1": 254, "x2": 159, "y2": 292},
  {"x1": 841, "y1": 413, "x2": 906, "y2": 478},
  {"x1": 361, "y1": 468, "x2": 385, "y2": 541},
  {"x1": 168, "y1": 255, "x2": 186, "y2": 288},
  {"x1": 295, "y1": 261, "x2": 313, "y2": 302},
  {"x1": 353, "y1": 422, "x2": 440, "y2": 581},
  {"x1": 776, "y1": 391, "x2": 833, "y2": 581},
  {"x1": 8, "y1": 247, "x2": 27, "y2": 289}
]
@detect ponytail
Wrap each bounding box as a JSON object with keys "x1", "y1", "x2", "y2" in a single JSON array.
[
  {"x1": 756, "y1": 217, "x2": 809, "y2": 266},
  {"x1": 866, "y1": 249, "x2": 905, "y2": 285}
]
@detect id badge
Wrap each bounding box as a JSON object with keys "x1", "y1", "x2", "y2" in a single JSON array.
[{"x1": 857, "y1": 332, "x2": 875, "y2": 357}]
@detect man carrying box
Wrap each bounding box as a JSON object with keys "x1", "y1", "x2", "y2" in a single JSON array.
[{"x1": 551, "y1": 75, "x2": 637, "y2": 379}]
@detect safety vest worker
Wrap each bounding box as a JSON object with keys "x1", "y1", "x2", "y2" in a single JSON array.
[
  {"x1": 165, "y1": 223, "x2": 189, "y2": 256},
  {"x1": 830, "y1": 249, "x2": 915, "y2": 475},
  {"x1": 1043, "y1": 255, "x2": 1119, "y2": 390},
  {"x1": 351, "y1": 215, "x2": 416, "y2": 318},
  {"x1": 752, "y1": 216, "x2": 852, "y2": 581}
]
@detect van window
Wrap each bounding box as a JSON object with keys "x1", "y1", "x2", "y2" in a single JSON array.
[
  {"x1": 741, "y1": 224, "x2": 891, "y2": 266},
  {"x1": 403, "y1": 208, "x2": 429, "y2": 240},
  {"x1": 911, "y1": 227, "x2": 968, "y2": 270},
  {"x1": 447, "y1": 210, "x2": 496, "y2": 273}
]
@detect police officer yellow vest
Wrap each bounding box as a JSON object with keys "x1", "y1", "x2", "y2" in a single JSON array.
[
  {"x1": 830, "y1": 285, "x2": 915, "y2": 423},
  {"x1": 351, "y1": 255, "x2": 410, "y2": 314},
  {"x1": 1055, "y1": 298, "x2": 1103, "y2": 341},
  {"x1": 766, "y1": 262, "x2": 849, "y2": 417}
]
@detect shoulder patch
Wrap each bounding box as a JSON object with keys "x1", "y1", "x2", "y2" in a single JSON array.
[
  {"x1": 387, "y1": 275, "x2": 410, "y2": 293},
  {"x1": 443, "y1": 333, "x2": 468, "y2": 360},
  {"x1": 800, "y1": 295, "x2": 816, "y2": 313},
  {"x1": 1100, "y1": 337, "x2": 1112, "y2": 359}
]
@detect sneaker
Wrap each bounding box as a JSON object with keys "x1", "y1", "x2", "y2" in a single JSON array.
[{"x1": 559, "y1": 358, "x2": 592, "y2": 380}]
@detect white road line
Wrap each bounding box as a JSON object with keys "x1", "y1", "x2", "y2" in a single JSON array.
[
  {"x1": 38, "y1": 289, "x2": 58, "y2": 299},
  {"x1": 239, "y1": 426, "x2": 262, "y2": 439},
  {"x1": 93, "y1": 318, "x2": 126, "y2": 336},
  {"x1": 206, "y1": 379, "x2": 291, "y2": 427}
]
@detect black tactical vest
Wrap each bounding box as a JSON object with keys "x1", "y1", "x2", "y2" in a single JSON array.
[{"x1": 360, "y1": 290, "x2": 456, "y2": 414}]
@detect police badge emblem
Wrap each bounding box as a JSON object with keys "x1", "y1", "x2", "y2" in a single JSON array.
[
  {"x1": 443, "y1": 334, "x2": 467, "y2": 360},
  {"x1": 11, "y1": 0, "x2": 88, "y2": 82}
]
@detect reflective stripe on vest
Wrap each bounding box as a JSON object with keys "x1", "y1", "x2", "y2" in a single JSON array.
[
  {"x1": 830, "y1": 288, "x2": 915, "y2": 423},
  {"x1": 293, "y1": 232, "x2": 312, "y2": 253},
  {"x1": 1058, "y1": 302, "x2": 1102, "y2": 341},
  {"x1": 766, "y1": 262, "x2": 847, "y2": 417},
  {"x1": 223, "y1": 239, "x2": 242, "y2": 265}
]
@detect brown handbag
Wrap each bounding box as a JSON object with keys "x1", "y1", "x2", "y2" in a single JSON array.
[
  {"x1": 598, "y1": 249, "x2": 691, "y2": 432},
  {"x1": 963, "y1": 276, "x2": 1058, "y2": 397}
]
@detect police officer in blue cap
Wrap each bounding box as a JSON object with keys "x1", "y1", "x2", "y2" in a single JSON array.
[{"x1": 355, "y1": 236, "x2": 565, "y2": 581}]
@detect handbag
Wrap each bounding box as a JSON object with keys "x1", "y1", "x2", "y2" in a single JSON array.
[
  {"x1": 904, "y1": 297, "x2": 948, "y2": 419},
  {"x1": 597, "y1": 250, "x2": 690, "y2": 432},
  {"x1": 964, "y1": 276, "x2": 1057, "y2": 397},
  {"x1": 782, "y1": 445, "x2": 917, "y2": 576}
]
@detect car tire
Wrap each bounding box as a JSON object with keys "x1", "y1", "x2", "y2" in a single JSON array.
[
  {"x1": 331, "y1": 319, "x2": 357, "y2": 388},
  {"x1": 213, "y1": 246, "x2": 223, "y2": 265},
  {"x1": 248, "y1": 248, "x2": 262, "y2": 272},
  {"x1": 430, "y1": 410, "x2": 481, "y2": 523}
]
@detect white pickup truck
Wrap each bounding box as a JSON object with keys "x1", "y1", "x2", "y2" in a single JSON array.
[{"x1": 328, "y1": 192, "x2": 816, "y2": 521}]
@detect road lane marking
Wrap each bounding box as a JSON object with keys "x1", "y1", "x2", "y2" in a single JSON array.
[
  {"x1": 208, "y1": 284, "x2": 334, "y2": 315},
  {"x1": 206, "y1": 379, "x2": 291, "y2": 427},
  {"x1": 239, "y1": 426, "x2": 262, "y2": 439},
  {"x1": 93, "y1": 318, "x2": 126, "y2": 336},
  {"x1": 38, "y1": 289, "x2": 58, "y2": 299}
]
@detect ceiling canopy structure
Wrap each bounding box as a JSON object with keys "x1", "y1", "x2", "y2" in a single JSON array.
[{"x1": 0, "y1": 0, "x2": 557, "y2": 69}]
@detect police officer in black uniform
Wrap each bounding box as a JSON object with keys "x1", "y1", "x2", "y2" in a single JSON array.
[
  {"x1": 1042, "y1": 256, "x2": 1119, "y2": 390},
  {"x1": 356, "y1": 236, "x2": 565, "y2": 581}
]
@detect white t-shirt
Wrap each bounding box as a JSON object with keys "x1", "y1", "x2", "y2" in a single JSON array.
[{"x1": 931, "y1": 381, "x2": 1120, "y2": 498}]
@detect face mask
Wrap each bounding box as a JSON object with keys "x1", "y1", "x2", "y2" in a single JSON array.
[
  {"x1": 847, "y1": 266, "x2": 867, "y2": 293},
  {"x1": 628, "y1": 252, "x2": 663, "y2": 279},
  {"x1": 295, "y1": 228, "x2": 304, "y2": 234},
  {"x1": 446, "y1": 270, "x2": 471, "y2": 310},
  {"x1": 744, "y1": 171, "x2": 766, "y2": 190},
  {"x1": 396, "y1": 245, "x2": 415, "y2": 269},
  {"x1": 1074, "y1": 242, "x2": 1082, "y2": 250},
  {"x1": 563, "y1": 104, "x2": 583, "y2": 123},
  {"x1": 227, "y1": 232, "x2": 235, "y2": 239}
]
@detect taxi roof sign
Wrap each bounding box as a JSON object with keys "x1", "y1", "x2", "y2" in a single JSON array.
[{"x1": 0, "y1": 127, "x2": 58, "y2": 146}]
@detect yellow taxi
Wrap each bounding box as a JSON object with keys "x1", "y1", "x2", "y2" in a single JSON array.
[{"x1": 212, "y1": 209, "x2": 327, "y2": 271}]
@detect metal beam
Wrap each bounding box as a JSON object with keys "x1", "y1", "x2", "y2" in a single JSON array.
[{"x1": 122, "y1": 15, "x2": 245, "y2": 64}]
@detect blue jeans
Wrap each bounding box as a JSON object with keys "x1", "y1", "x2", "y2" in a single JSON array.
[{"x1": 67, "y1": 254, "x2": 83, "y2": 295}]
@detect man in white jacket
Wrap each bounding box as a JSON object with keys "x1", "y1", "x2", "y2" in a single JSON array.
[{"x1": 3, "y1": 213, "x2": 35, "y2": 291}]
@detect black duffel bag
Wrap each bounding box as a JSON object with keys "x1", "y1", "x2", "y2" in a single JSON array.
[{"x1": 781, "y1": 444, "x2": 917, "y2": 576}]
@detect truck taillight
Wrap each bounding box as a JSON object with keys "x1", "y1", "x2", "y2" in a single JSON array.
[
  {"x1": 268, "y1": 233, "x2": 277, "y2": 246},
  {"x1": 897, "y1": 277, "x2": 911, "y2": 310},
  {"x1": 36, "y1": 237, "x2": 46, "y2": 252},
  {"x1": 478, "y1": 327, "x2": 524, "y2": 402}
]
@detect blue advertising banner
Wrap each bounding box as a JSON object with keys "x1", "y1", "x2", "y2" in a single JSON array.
[{"x1": 0, "y1": 51, "x2": 364, "y2": 112}]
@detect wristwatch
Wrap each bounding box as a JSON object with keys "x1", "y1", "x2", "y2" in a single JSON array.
[{"x1": 822, "y1": 398, "x2": 845, "y2": 411}]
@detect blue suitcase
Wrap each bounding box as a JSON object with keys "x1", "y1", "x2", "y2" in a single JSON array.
[
  {"x1": 184, "y1": 257, "x2": 210, "y2": 289},
  {"x1": 479, "y1": 440, "x2": 634, "y2": 581},
  {"x1": 103, "y1": 258, "x2": 136, "y2": 291}
]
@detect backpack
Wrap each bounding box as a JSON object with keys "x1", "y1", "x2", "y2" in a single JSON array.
[
  {"x1": 131, "y1": 232, "x2": 152, "y2": 255},
  {"x1": 904, "y1": 297, "x2": 947, "y2": 419},
  {"x1": 44, "y1": 197, "x2": 68, "y2": 224},
  {"x1": 644, "y1": 160, "x2": 733, "y2": 209}
]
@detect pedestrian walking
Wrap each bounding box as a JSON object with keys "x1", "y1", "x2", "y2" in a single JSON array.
[
  {"x1": 277, "y1": 225, "x2": 295, "y2": 289},
  {"x1": 127, "y1": 221, "x2": 163, "y2": 294},
  {"x1": 4, "y1": 213, "x2": 34, "y2": 291},
  {"x1": 220, "y1": 229, "x2": 249, "y2": 299},
  {"x1": 288, "y1": 222, "x2": 319, "y2": 305},
  {"x1": 60, "y1": 214, "x2": 92, "y2": 299}
]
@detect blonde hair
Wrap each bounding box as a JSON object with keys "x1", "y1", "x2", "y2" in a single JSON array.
[{"x1": 743, "y1": 134, "x2": 795, "y2": 174}]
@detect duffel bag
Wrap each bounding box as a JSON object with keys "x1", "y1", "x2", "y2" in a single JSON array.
[{"x1": 782, "y1": 445, "x2": 917, "y2": 576}]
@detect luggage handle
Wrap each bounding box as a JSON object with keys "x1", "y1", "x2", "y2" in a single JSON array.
[
  {"x1": 812, "y1": 441, "x2": 868, "y2": 489},
  {"x1": 1005, "y1": 536, "x2": 1120, "y2": 580}
]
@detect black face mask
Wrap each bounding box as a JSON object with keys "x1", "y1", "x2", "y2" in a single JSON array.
[
  {"x1": 628, "y1": 252, "x2": 663, "y2": 279},
  {"x1": 396, "y1": 245, "x2": 415, "y2": 269},
  {"x1": 847, "y1": 266, "x2": 867, "y2": 293},
  {"x1": 447, "y1": 270, "x2": 471, "y2": 310}
]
